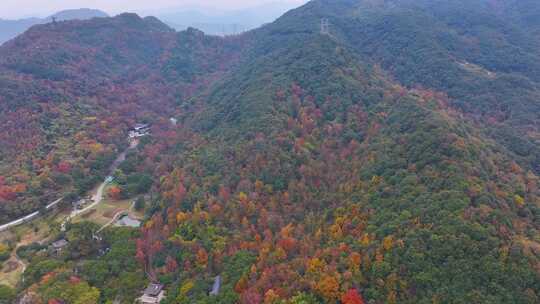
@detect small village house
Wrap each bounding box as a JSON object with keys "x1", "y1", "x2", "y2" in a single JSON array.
[
  {"x1": 50, "y1": 239, "x2": 68, "y2": 255},
  {"x1": 129, "y1": 123, "x2": 151, "y2": 139},
  {"x1": 72, "y1": 198, "x2": 86, "y2": 210},
  {"x1": 137, "y1": 283, "x2": 166, "y2": 304}
]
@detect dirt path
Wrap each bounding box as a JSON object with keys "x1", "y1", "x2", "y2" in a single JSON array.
[
  {"x1": 13, "y1": 244, "x2": 27, "y2": 276},
  {"x1": 95, "y1": 210, "x2": 128, "y2": 234},
  {"x1": 0, "y1": 230, "x2": 46, "y2": 287}
]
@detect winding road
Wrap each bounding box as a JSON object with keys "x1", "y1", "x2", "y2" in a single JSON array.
[
  {"x1": 0, "y1": 198, "x2": 64, "y2": 232},
  {"x1": 0, "y1": 139, "x2": 139, "y2": 233},
  {"x1": 0, "y1": 138, "x2": 141, "y2": 289},
  {"x1": 61, "y1": 139, "x2": 139, "y2": 229}
]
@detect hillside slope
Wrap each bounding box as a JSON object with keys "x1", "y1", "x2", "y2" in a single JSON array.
[
  {"x1": 0, "y1": 15, "x2": 245, "y2": 224},
  {"x1": 0, "y1": 1, "x2": 538, "y2": 304},
  {"x1": 162, "y1": 28, "x2": 539, "y2": 303},
  {"x1": 138, "y1": 2, "x2": 539, "y2": 302},
  {"x1": 271, "y1": 0, "x2": 540, "y2": 172}
]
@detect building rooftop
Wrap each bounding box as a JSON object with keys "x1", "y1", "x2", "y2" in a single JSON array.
[
  {"x1": 144, "y1": 283, "x2": 164, "y2": 297},
  {"x1": 72, "y1": 199, "x2": 86, "y2": 206},
  {"x1": 52, "y1": 239, "x2": 68, "y2": 249},
  {"x1": 134, "y1": 123, "x2": 150, "y2": 130}
]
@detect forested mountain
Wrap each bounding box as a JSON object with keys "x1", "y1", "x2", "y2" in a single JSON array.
[
  {"x1": 0, "y1": 9, "x2": 108, "y2": 45},
  {"x1": 0, "y1": 14, "x2": 244, "y2": 224},
  {"x1": 0, "y1": 0, "x2": 538, "y2": 303}
]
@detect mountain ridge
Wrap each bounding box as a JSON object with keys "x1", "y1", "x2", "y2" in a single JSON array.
[{"x1": 0, "y1": 8, "x2": 109, "y2": 45}]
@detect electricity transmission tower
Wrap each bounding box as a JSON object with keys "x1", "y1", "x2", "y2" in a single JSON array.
[{"x1": 320, "y1": 18, "x2": 330, "y2": 35}]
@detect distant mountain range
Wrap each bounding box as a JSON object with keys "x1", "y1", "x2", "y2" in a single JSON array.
[
  {"x1": 0, "y1": 2, "x2": 306, "y2": 43},
  {"x1": 156, "y1": 2, "x2": 304, "y2": 35},
  {"x1": 0, "y1": 8, "x2": 108, "y2": 44}
]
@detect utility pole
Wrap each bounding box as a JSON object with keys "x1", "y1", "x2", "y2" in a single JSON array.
[{"x1": 321, "y1": 18, "x2": 330, "y2": 35}]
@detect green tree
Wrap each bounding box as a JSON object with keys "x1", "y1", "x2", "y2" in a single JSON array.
[
  {"x1": 0, "y1": 285, "x2": 16, "y2": 304},
  {"x1": 134, "y1": 197, "x2": 146, "y2": 211}
]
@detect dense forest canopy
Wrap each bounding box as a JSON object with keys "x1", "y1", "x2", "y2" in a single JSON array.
[{"x1": 0, "y1": 0, "x2": 538, "y2": 303}]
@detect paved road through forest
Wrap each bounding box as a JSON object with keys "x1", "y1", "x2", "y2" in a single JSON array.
[
  {"x1": 61, "y1": 139, "x2": 139, "y2": 229},
  {"x1": 0, "y1": 139, "x2": 139, "y2": 233}
]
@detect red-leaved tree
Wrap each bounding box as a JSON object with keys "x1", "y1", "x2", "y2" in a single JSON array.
[{"x1": 341, "y1": 288, "x2": 365, "y2": 304}]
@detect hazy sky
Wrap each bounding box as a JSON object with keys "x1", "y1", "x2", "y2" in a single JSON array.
[{"x1": 1, "y1": 0, "x2": 306, "y2": 19}]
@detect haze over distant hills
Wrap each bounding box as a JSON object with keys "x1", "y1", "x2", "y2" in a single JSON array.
[
  {"x1": 155, "y1": 1, "x2": 305, "y2": 35},
  {"x1": 0, "y1": 2, "x2": 305, "y2": 43},
  {"x1": 0, "y1": 8, "x2": 108, "y2": 44}
]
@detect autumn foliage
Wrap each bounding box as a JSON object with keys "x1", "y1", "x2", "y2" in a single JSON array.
[
  {"x1": 341, "y1": 289, "x2": 365, "y2": 304},
  {"x1": 107, "y1": 186, "x2": 122, "y2": 200},
  {"x1": 2, "y1": 3, "x2": 540, "y2": 304}
]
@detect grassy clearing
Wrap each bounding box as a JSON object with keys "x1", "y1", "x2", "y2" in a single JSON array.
[
  {"x1": 0, "y1": 261, "x2": 21, "y2": 288},
  {"x1": 72, "y1": 189, "x2": 137, "y2": 226},
  {"x1": 0, "y1": 215, "x2": 53, "y2": 288}
]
